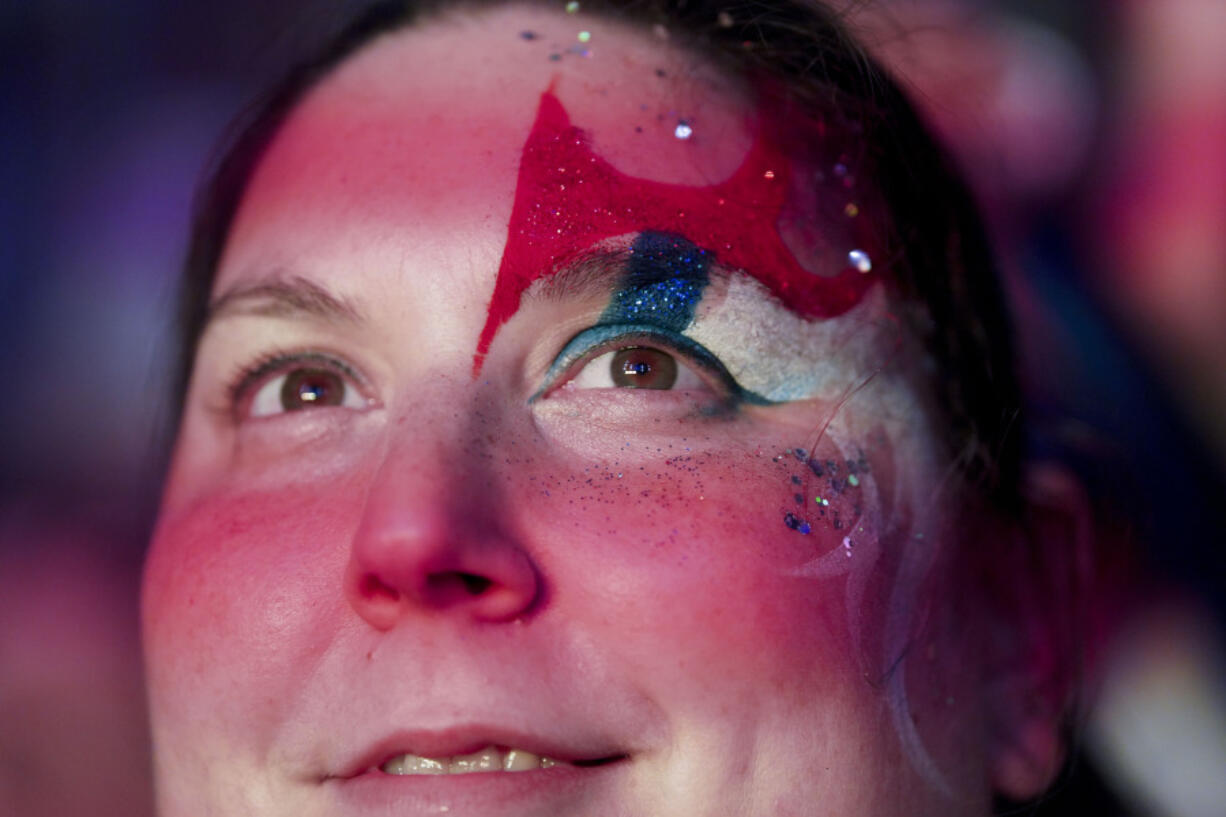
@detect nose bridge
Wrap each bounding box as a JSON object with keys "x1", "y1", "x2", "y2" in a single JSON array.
[{"x1": 344, "y1": 380, "x2": 541, "y2": 629}]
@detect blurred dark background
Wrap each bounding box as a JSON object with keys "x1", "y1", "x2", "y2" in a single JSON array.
[{"x1": 2, "y1": 1, "x2": 1223, "y2": 815}]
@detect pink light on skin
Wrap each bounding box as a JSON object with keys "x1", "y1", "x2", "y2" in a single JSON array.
[
  {"x1": 473, "y1": 86, "x2": 878, "y2": 373},
  {"x1": 142, "y1": 8, "x2": 1055, "y2": 816}
]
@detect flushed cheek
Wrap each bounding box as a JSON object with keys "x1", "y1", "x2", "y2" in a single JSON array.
[
  {"x1": 144, "y1": 481, "x2": 364, "y2": 753},
  {"x1": 515, "y1": 427, "x2": 883, "y2": 685}
]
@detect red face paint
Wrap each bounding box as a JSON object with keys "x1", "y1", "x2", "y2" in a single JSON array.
[{"x1": 473, "y1": 89, "x2": 877, "y2": 373}]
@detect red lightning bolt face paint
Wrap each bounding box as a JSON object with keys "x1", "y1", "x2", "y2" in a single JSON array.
[{"x1": 474, "y1": 88, "x2": 878, "y2": 373}]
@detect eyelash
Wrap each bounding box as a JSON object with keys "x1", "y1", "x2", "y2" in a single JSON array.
[
  {"x1": 224, "y1": 348, "x2": 365, "y2": 420},
  {"x1": 538, "y1": 324, "x2": 749, "y2": 402},
  {"x1": 221, "y1": 327, "x2": 757, "y2": 419}
]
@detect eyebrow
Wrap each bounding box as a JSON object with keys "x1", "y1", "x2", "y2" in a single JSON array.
[
  {"x1": 204, "y1": 275, "x2": 366, "y2": 328},
  {"x1": 202, "y1": 244, "x2": 727, "y2": 333},
  {"x1": 526, "y1": 248, "x2": 633, "y2": 304}
]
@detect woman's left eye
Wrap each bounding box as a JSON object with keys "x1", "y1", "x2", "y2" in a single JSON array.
[{"x1": 568, "y1": 346, "x2": 707, "y2": 391}]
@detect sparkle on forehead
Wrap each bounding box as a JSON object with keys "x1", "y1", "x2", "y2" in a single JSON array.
[{"x1": 472, "y1": 88, "x2": 877, "y2": 374}]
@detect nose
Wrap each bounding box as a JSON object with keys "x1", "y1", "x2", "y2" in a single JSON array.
[{"x1": 344, "y1": 437, "x2": 541, "y2": 630}]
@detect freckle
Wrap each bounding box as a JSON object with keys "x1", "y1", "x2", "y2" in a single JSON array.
[
  {"x1": 790, "y1": 475, "x2": 801, "y2": 485},
  {"x1": 792, "y1": 447, "x2": 808, "y2": 461},
  {"x1": 808, "y1": 459, "x2": 824, "y2": 476},
  {"x1": 794, "y1": 493, "x2": 804, "y2": 505}
]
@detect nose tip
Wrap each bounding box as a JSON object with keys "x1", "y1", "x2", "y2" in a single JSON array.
[{"x1": 344, "y1": 518, "x2": 541, "y2": 630}]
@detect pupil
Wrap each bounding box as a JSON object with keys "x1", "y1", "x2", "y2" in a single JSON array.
[
  {"x1": 281, "y1": 368, "x2": 344, "y2": 411},
  {"x1": 610, "y1": 348, "x2": 678, "y2": 389}
]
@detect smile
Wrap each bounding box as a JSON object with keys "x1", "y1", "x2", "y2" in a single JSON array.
[{"x1": 380, "y1": 745, "x2": 574, "y2": 775}]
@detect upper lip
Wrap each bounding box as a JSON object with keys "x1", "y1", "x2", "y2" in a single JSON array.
[{"x1": 334, "y1": 724, "x2": 629, "y2": 779}]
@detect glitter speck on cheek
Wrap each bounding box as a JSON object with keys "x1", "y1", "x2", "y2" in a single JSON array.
[
  {"x1": 763, "y1": 169, "x2": 776, "y2": 180},
  {"x1": 848, "y1": 249, "x2": 872, "y2": 273},
  {"x1": 843, "y1": 202, "x2": 859, "y2": 218},
  {"x1": 674, "y1": 120, "x2": 693, "y2": 140},
  {"x1": 577, "y1": 30, "x2": 592, "y2": 43},
  {"x1": 565, "y1": 0, "x2": 580, "y2": 12},
  {"x1": 784, "y1": 512, "x2": 812, "y2": 534}
]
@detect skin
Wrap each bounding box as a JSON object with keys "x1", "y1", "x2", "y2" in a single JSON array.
[{"x1": 144, "y1": 6, "x2": 1049, "y2": 815}]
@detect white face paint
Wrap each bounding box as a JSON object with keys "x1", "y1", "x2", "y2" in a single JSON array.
[{"x1": 687, "y1": 273, "x2": 898, "y2": 403}]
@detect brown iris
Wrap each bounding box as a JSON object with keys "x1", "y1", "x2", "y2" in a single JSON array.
[
  {"x1": 609, "y1": 347, "x2": 678, "y2": 389},
  {"x1": 280, "y1": 368, "x2": 346, "y2": 411}
]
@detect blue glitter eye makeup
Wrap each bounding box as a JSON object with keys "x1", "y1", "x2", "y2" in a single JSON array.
[
  {"x1": 532, "y1": 227, "x2": 888, "y2": 408},
  {"x1": 603, "y1": 231, "x2": 709, "y2": 330},
  {"x1": 537, "y1": 325, "x2": 757, "y2": 401},
  {"x1": 535, "y1": 232, "x2": 773, "y2": 405}
]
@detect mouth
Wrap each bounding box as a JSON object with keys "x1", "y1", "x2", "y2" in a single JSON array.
[
  {"x1": 377, "y1": 745, "x2": 626, "y2": 776},
  {"x1": 335, "y1": 726, "x2": 629, "y2": 781}
]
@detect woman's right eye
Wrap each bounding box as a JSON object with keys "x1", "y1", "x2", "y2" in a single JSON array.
[
  {"x1": 230, "y1": 354, "x2": 371, "y2": 419},
  {"x1": 249, "y1": 367, "x2": 366, "y2": 417}
]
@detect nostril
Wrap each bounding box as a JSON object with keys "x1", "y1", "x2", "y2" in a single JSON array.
[
  {"x1": 423, "y1": 571, "x2": 493, "y2": 598},
  {"x1": 458, "y1": 573, "x2": 492, "y2": 596}
]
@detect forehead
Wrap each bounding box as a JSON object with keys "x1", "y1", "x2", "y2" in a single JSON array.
[{"x1": 217, "y1": 5, "x2": 759, "y2": 293}]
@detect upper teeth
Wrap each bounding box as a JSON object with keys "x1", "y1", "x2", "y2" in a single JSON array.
[{"x1": 380, "y1": 746, "x2": 562, "y2": 775}]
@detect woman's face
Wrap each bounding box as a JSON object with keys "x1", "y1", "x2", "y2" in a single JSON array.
[{"x1": 145, "y1": 6, "x2": 994, "y2": 816}]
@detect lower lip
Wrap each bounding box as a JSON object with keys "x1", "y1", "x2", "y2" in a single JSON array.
[{"x1": 327, "y1": 760, "x2": 628, "y2": 815}]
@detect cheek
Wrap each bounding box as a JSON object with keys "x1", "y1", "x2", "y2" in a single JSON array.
[
  {"x1": 143, "y1": 480, "x2": 366, "y2": 744},
  {"x1": 144, "y1": 406, "x2": 905, "y2": 745},
  {"x1": 514, "y1": 416, "x2": 894, "y2": 695}
]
